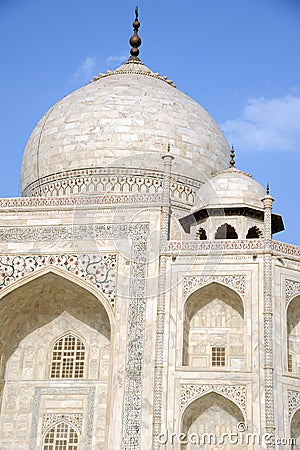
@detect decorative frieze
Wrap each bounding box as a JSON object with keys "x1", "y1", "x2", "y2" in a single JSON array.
[
  {"x1": 285, "y1": 279, "x2": 300, "y2": 304},
  {"x1": 183, "y1": 275, "x2": 246, "y2": 299},
  {"x1": 180, "y1": 384, "x2": 246, "y2": 412},
  {"x1": 0, "y1": 192, "x2": 162, "y2": 209},
  {"x1": 0, "y1": 254, "x2": 117, "y2": 307},
  {"x1": 0, "y1": 223, "x2": 147, "y2": 242},
  {"x1": 166, "y1": 239, "x2": 264, "y2": 253},
  {"x1": 21, "y1": 167, "x2": 196, "y2": 204},
  {"x1": 288, "y1": 390, "x2": 300, "y2": 417},
  {"x1": 42, "y1": 413, "x2": 83, "y2": 433},
  {"x1": 272, "y1": 241, "x2": 300, "y2": 258}
]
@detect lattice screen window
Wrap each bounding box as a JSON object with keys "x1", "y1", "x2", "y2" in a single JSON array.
[
  {"x1": 288, "y1": 354, "x2": 293, "y2": 372},
  {"x1": 50, "y1": 333, "x2": 85, "y2": 378},
  {"x1": 211, "y1": 346, "x2": 226, "y2": 366},
  {"x1": 43, "y1": 422, "x2": 79, "y2": 449}
]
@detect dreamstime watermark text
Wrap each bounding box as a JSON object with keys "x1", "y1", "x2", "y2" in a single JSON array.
[{"x1": 158, "y1": 423, "x2": 296, "y2": 446}]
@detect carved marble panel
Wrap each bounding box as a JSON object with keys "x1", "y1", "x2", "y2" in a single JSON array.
[
  {"x1": 288, "y1": 390, "x2": 300, "y2": 417},
  {"x1": 0, "y1": 254, "x2": 117, "y2": 307},
  {"x1": 286, "y1": 279, "x2": 300, "y2": 304},
  {"x1": 180, "y1": 384, "x2": 246, "y2": 413},
  {"x1": 42, "y1": 413, "x2": 83, "y2": 433},
  {"x1": 183, "y1": 275, "x2": 246, "y2": 299}
]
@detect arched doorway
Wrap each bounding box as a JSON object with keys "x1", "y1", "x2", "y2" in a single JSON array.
[
  {"x1": 181, "y1": 392, "x2": 245, "y2": 449},
  {"x1": 0, "y1": 272, "x2": 112, "y2": 449}
]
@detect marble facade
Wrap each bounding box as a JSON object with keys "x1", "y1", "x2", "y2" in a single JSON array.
[{"x1": 0, "y1": 34, "x2": 299, "y2": 450}]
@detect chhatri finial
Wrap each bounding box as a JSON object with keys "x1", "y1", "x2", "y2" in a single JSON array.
[
  {"x1": 266, "y1": 183, "x2": 270, "y2": 195},
  {"x1": 230, "y1": 145, "x2": 235, "y2": 167},
  {"x1": 167, "y1": 143, "x2": 171, "y2": 152},
  {"x1": 129, "y1": 6, "x2": 142, "y2": 61}
]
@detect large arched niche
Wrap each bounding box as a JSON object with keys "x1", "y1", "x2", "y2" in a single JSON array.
[
  {"x1": 182, "y1": 282, "x2": 244, "y2": 369},
  {"x1": 287, "y1": 295, "x2": 300, "y2": 375},
  {"x1": 291, "y1": 408, "x2": 300, "y2": 448},
  {"x1": 0, "y1": 271, "x2": 112, "y2": 448},
  {"x1": 181, "y1": 392, "x2": 245, "y2": 449}
]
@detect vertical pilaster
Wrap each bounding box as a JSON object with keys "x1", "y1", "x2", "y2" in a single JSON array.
[
  {"x1": 153, "y1": 150, "x2": 174, "y2": 449},
  {"x1": 262, "y1": 193, "x2": 275, "y2": 448}
]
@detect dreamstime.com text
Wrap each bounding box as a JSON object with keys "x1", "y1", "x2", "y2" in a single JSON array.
[{"x1": 158, "y1": 423, "x2": 296, "y2": 446}]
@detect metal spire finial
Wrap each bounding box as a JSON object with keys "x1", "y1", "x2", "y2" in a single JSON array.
[
  {"x1": 266, "y1": 183, "x2": 270, "y2": 195},
  {"x1": 129, "y1": 6, "x2": 142, "y2": 61},
  {"x1": 230, "y1": 145, "x2": 235, "y2": 167}
]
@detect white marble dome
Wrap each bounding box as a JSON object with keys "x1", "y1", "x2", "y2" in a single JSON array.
[
  {"x1": 195, "y1": 166, "x2": 266, "y2": 210},
  {"x1": 21, "y1": 60, "x2": 230, "y2": 196}
]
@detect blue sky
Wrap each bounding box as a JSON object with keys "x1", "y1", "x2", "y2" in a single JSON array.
[{"x1": 0, "y1": 0, "x2": 300, "y2": 244}]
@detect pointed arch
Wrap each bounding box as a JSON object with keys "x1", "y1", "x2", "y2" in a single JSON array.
[
  {"x1": 291, "y1": 407, "x2": 300, "y2": 448},
  {"x1": 0, "y1": 271, "x2": 113, "y2": 415},
  {"x1": 0, "y1": 271, "x2": 113, "y2": 448},
  {"x1": 286, "y1": 295, "x2": 300, "y2": 374},
  {"x1": 181, "y1": 392, "x2": 245, "y2": 449},
  {"x1": 215, "y1": 223, "x2": 238, "y2": 239},
  {"x1": 43, "y1": 421, "x2": 80, "y2": 450},
  {"x1": 183, "y1": 282, "x2": 244, "y2": 368},
  {"x1": 0, "y1": 264, "x2": 114, "y2": 319}
]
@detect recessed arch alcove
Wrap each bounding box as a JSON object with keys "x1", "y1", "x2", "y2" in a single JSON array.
[
  {"x1": 291, "y1": 408, "x2": 300, "y2": 448},
  {"x1": 287, "y1": 295, "x2": 300, "y2": 375},
  {"x1": 181, "y1": 392, "x2": 245, "y2": 449},
  {"x1": 183, "y1": 282, "x2": 244, "y2": 369},
  {"x1": 0, "y1": 271, "x2": 112, "y2": 448}
]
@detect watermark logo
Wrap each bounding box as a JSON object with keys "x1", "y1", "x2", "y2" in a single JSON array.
[{"x1": 158, "y1": 424, "x2": 297, "y2": 447}]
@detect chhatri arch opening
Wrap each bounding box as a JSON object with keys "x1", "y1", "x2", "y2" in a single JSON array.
[
  {"x1": 181, "y1": 391, "x2": 245, "y2": 450},
  {"x1": 183, "y1": 282, "x2": 245, "y2": 369},
  {"x1": 0, "y1": 271, "x2": 112, "y2": 449}
]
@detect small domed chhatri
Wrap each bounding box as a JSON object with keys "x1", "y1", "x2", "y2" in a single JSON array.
[
  {"x1": 20, "y1": 10, "x2": 230, "y2": 197},
  {"x1": 179, "y1": 148, "x2": 284, "y2": 239},
  {"x1": 196, "y1": 166, "x2": 266, "y2": 210},
  {"x1": 196, "y1": 145, "x2": 266, "y2": 210}
]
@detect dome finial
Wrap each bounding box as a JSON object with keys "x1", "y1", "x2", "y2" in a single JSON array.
[
  {"x1": 266, "y1": 183, "x2": 270, "y2": 195},
  {"x1": 129, "y1": 6, "x2": 142, "y2": 61},
  {"x1": 230, "y1": 145, "x2": 235, "y2": 167}
]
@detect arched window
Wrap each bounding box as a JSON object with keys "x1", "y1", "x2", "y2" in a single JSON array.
[
  {"x1": 246, "y1": 226, "x2": 263, "y2": 239},
  {"x1": 43, "y1": 421, "x2": 79, "y2": 450},
  {"x1": 215, "y1": 223, "x2": 238, "y2": 239},
  {"x1": 195, "y1": 227, "x2": 207, "y2": 240},
  {"x1": 50, "y1": 333, "x2": 85, "y2": 379}
]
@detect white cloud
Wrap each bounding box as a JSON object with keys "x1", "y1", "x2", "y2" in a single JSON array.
[
  {"x1": 106, "y1": 53, "x2": 127, "y2": 68},
  {"x1": 71, "y1": 56, "x2": 97, "y2": 84},
  {"x1": 222, "y1": 95, "x2": 300, "y2": 152}
]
